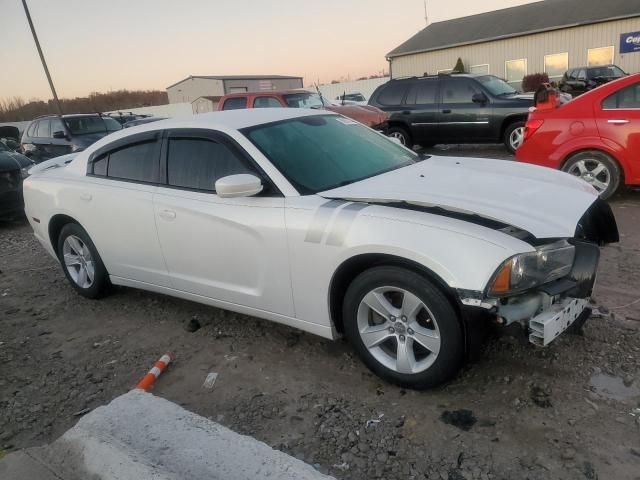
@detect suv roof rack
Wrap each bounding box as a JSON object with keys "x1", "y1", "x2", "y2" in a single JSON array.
[{"x1": 390, "y1": 75, "x2": 417, "y2": 81}]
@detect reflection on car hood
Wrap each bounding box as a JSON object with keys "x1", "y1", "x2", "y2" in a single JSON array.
[
  {"x1": 323, "y1": 104, "x2": 389, "y2": 127},
  {"x1": 73, "y1": 131, "x2": 114, "y2": 148},
  {"x1": 0, "y1": 150, "x2": 33, "y2": 172},
  {"x1": 319, "y1": 155, "x2": 598, "y2": 239}
]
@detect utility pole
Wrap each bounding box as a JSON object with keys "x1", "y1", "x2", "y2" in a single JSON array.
[
  {"x1": 424, "y1": 0, "x2": 429, "y2": 27},
  {"x1": 21, "y1": 0, "x2": 63, "y2": 115}
]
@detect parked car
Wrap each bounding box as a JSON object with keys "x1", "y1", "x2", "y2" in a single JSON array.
[
  {"x1": 0, "y1": 141, "x2": 34, "y2": 218},
  {"x1": 558, "y1": 65, "x2": 627, "y2": 97},
  {"x1": 334, "y1": 92, "x2": 368, "y2": 105},
  {"x1": 107, "y1": 112, "x2": 152, "y2": 125},
  {"x1": 217, "y1": 90, "x2": 389, "y2": 132},
  {"x1": 123, "y1": 116, "x2": 168, "y2": 128},
  {"x1": 23, "y1": 109, "x2": 618, "y2": 388},
  {"x1": 0, "y1": 126, "x2": 22, "y2": 151},
  {"x1": 516, "y1": 73, "x2": 640, "y2": 200},
  {"x1": 21, "y1": 114, "x2": 122, "y2": 162},
  {"x1": 368, "y1": 73, "x2": 534, "y2": 153}
]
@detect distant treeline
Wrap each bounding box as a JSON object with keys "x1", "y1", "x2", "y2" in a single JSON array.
[{"x1": 0, "y1": 89, "x2": 169, "y2": 122}]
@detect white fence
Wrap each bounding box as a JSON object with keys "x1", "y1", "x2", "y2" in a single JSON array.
[{"x1": 315, "y1": 77, "x2": 390, "y2": 102}]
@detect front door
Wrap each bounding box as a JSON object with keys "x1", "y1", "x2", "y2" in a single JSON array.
[
  {"x1": 153, "y1": 129, "x2": 294, "y2": 316},
  {"x1": 437, "y1": 77, "x2": 493, "y2": 142}
]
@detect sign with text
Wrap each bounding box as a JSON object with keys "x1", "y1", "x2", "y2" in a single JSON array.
[{"x1": 620, "y1": 31, "x2": 640, "y2": 54}]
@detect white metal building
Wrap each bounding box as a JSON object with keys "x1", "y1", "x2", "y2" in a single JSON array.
[
  {"x1": 167, "y1": 75, "x2": 303, "y2": 104},
  {"x1": 387, "y1": 0, "x2": 640, "y2": 87}
]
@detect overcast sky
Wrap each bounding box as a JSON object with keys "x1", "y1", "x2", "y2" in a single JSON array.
[{"x1": 0, "y1": 0, "x2": 536, "y2": 100}]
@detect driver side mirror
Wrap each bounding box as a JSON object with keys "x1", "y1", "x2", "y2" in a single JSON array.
[
  {"x1": 52, "y1": 130, "x2": 68, "y2": 139},
  {"x1": 472, "y1": 92, "x2": 488, "y2": 104},
  {"x1": 215, "y1": 174, "x2": 263, "y2": 198}
]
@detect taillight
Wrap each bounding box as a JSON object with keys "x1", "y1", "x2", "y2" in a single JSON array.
[{"x1": 523, "y1": 119, "x2": 544, "y2": 142}]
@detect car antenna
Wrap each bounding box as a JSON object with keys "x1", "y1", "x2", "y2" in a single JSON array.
[{"x1": 342, "y1": 90, "x2": 346, "y2": 106}]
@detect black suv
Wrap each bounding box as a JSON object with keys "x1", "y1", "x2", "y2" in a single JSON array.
[
  {"x1": 21, "y1": 114, "x2": 122, "y2": 162},
  {"x1": 368, "y1": 74, "x2": 533, "y2": 153},
  {"x1": 559, "y1": 64, "x2": 627, "y2": 97}
]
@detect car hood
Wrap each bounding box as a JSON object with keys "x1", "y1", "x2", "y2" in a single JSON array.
[
  {"x1": 324, "y1": 104, "x2": 389, "y2": 127},
  {"x1": 73, "y1": 131, "x2": 113, "y2": 148},
  {"x1": 0, "y1": 150, "x2": 33, "y2": 172},
  {"x1": 319, "y1": 156, "x2": 598, "y2": 239}
]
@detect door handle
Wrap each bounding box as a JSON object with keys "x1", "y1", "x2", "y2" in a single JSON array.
[
  {"x1": 159, "y1": 209, "x2": 176, "y2": 220},
  {"x1": 607, "y1": 119, "x2": 629, "y2": 124},
  {"x1": 442, "y1": 109, "x2": 452, "y2": 114},
  {"x1": 79, "y1": 193, "x2": 92, "y2": 202}
]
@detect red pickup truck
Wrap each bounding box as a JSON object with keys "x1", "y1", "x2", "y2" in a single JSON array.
[{"x1": 217, "y1": 90, "x2": 389, "y2": 132}]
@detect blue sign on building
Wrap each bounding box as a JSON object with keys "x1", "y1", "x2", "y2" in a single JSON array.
[{"x1": 620, "y1": 31, "x2": 640, "y2": 54}]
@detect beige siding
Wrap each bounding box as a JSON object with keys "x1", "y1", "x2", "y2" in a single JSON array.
[
  {"x1": 167, "y1": 78, "x2": 225, "y2": 104},
  {"x1": 391, "y1": 18, "x2": 640, "y2": 82}
]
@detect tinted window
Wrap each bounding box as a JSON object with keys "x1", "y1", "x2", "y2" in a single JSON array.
[
  {"x1": 254, "y1": 97, "x2": 283, "y2": 108},
  {"x1": 223, "y1": 97, "x2": 248, "y2": 110},
  {"x1": 104, "y1": 117, "x2": 123, "y2": 132},
  {"x1": 405, "y1": 80, "x2": 437, "y2": 105},
  {"x1": 602, "y1": 83, "x2": 640, "y2": 109},
  {"x1": 92, "y1": 154, "x2": 108, "y2": 176},
  {"x1": 441, "y1": 79, "x2": 478, "y2": 103},
  {"x1": 50, "y1": 118, "x2": 65, "y2": 137},
  {"x1": 27, "y1": 122, "x2": 37, "y2": 137},
  {"x1": 283, "y1": 93, "x2": 324, "y2": 108},
  {"x1": 167, "y1": 138, "x2": 252, "y2": 191},
  {"x1": 577, "y1": 69, "x2": 587, "y2": 80},
  {"x1": 36, "y1": 120, "x2": 50, "y2": 138},
  {"x1": 476, "y1": 75, "x2": 516, "y2": 96},
  {"x1": 107, "y1": 141, "x2": 157, "y2": 182},
  {"x1": 376, "y1": 82, "x2": 409, "y2": 106}
]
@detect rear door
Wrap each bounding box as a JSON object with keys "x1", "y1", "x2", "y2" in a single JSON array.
[
  {"x1": 372, "y1": 81, "x2": 412, "y2": 128},
  {"x1": 597, "y1": 81, "x2": 640, "y2": 182},
  {"x1": 401, "y1": 78, "x2": 439, "y2": 144},
  {"x1": 152, "y1": 128, "x2": 294, "y2": 315},
  {"x1": 437, "y1": 77, "x2": 493, "y2": 142}
]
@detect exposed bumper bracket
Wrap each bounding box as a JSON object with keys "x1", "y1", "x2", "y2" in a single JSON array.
[{"x1": 529, "y1": 297, "x2": 589, "y2": 346}]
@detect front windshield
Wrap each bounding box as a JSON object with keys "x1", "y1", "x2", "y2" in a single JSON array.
[
  {"x1": 589, "y1": 66, "x2": 626, "y2": 78},
  {"x1": 283, "y1": 92, "x2": 324, "y2": 109},
  {"x1": 64, "y1": 116, "x2": 122, "y2": 135},
  {"x1": 242, "y1": 115, "x2": 417, "y2": 195},
  {"x1": 476, "y1": 75, "x2": 517, "y2": 96}
]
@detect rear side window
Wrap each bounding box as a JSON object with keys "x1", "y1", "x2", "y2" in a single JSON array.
[
  {"x1": 376, "y1": 82, "x2": 409, "y2": 106},
  {"x1": 107, "y1": 141, "x2": 158, "y2": 182},
  {"x1": 222, "y1": 97, "x2": 248, "y2": 110},
  {"x1": 166, "y1": 138, "x2": 252, "y2": 191},
  {"x1": 405, "y1": 80, "x2": 437, "y2": 105},
  {"x1": 253, "y1": 97, "x2": 283, "y2": 108},
  {"x1": 602, "y1": 83, "x2": 640, "y2": 109},
  {"x1": 27, "y1": 122, "x2": 37, "y2": 137},
  {"x1": 441, "y1": 78, "x2": 478, "y2": 103},
  {"x1": 35, "y1": 119, "x2": 50, "y2": 138}
]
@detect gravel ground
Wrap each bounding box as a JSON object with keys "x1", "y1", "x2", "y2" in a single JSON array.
[{"x1": 1, "y1": 146, "x2": 639, "y2": 479}]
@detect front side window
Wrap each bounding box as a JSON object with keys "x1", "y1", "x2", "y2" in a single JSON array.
[
  {"x1": 35, "y1": 119, "x2": 50, "y2": 138},
  {"x1": 441, "y1": 78, "x2": 478, "y2": 103},
  {"x1": 544, "y1": 52, "x2": 568, "y2": 79},
  {"x1": 242, "y1": 115, "x2": 417, "y2": 195},
  {"x1": 587, "y1": 46, "x2": 614, "y2": 67},
  {"x1": 376, "y1": 82, "x2": 409, "y2": 106},
  {"x1": 588, "y1": 65, "x2": 626, "y2": 79},
  {"x1": 282, "y1": 92, "x2": 324, "y2": 109},
  {"x1": 476, "y1": 75, "x2": 516, "y2": 96},
  {"x1": 577, "y1": 69, "x2": 587, "y2": 80},
  {"x1": 222, "y1": 97, "x2": 248, "y2": 110},
  {"x1": 107, "y1": 141, "x2": 157, "y2": 182},
  {"x1": 505, "y1": 59, "x2": 527, "y2": 84},
  {"x1": 253, "y1": 97, "x2": 283, "y2": 108},
  {"x1": 64, "y1": 116, "x2": 119, "y2": 135},
  {"x1": 167, "y1": 137, "x2": 251, "y2": 191},
  {"x1": 405, "y1": 80, "x2": 437, "y2": 105},
  {"x1": 602, "y1": 83, "x2": 640, "y2": 109},
  {"x1": 103, "y1": 117, "x2": 123, "y2": 132},
  {"x1": 50, "y1": 118, "x2": 65, "y2": 137}
]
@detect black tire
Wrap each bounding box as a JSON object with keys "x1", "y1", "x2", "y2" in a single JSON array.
[
  {"x1": 503, "y1": 120, "x2": 525, "y2": 154},
  {"x1": 387, "y1": 126, "x2": 413, "y2": 149},
  {"x1": 343, "y1": 266, "x2": 464, "y2": 390},
  {"x1": 561, "y1": 150, "x2": 621, "y2": 200},
  {"x1": 57, "y1": 223, "x2": 110, "y2": 299}
]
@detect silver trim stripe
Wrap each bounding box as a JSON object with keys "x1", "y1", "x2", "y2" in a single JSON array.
[
  {"x1": 305, "y1": 200, "x2": 368, "y2": 246},
  {"x1": 304, "y1": 200, "x2": 346, "y2": 243},
  {"x1": 326, "y1": 203, "x2": 369, "y2": 246}
]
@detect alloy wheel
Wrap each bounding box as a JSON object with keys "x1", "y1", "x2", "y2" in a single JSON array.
[
  {"x1": 509, "y1": 126, "x2": 524, "y2": 151},
  {"x1": 356, "y1": 286, "x2": 441, "y2": 374},
  {"x1": 566, "y1": 158, "x2": 611, "y2": 193},
  {"x1": 389, "y1": 131, "x2": 407, "y2": 145},
  {"x1": 62, "y1": 235, "x2": 95, "y2": 288}
]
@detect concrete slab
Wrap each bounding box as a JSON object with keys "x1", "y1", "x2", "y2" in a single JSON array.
[
  {"x1": 0, "y1": 390, "x2": 334, "y2": 480},
  {"x1": 0, "y1": 450, "x2": 63, "y2": 480}
]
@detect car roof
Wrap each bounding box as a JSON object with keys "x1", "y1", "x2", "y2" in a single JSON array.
[
  {"x1": 391, "y1": 73, "x2": 483, "y2": 82},
  {"x1": 221, "y1": 89, "x2": 312, "y2": 99}
]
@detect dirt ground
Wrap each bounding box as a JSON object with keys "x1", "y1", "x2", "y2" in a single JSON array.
[{"x1": 1, "y1": 148, "x2": 639, "y2": 480}]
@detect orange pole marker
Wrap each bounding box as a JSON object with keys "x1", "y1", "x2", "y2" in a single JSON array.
[{"x1": 136, "y1": 353, "x2": 173, "y2": 391}]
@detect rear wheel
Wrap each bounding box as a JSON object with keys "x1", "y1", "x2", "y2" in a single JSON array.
[
  {"x1": 343, "y1": 266, "x2": 464, "y2": 389},
  {"x1": 562, "y1": 150, "x2": 621, "y2": 200},
  {"x1": 387, "y1": 126, "x2": 413, "y2": 149},
  {"x1": 57, "y1": 223, "x2": 110, "y2": 299},
  {"x1": 504, "y1": 120, "x2": 525, "y2": 154}
]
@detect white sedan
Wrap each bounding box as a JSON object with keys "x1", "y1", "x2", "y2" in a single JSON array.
[{"x1": 23, "y1": 109, "x2": 618, "y2": 389}]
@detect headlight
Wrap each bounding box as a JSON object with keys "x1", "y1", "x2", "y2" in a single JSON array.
[
  {"x1": 488, "y1": 241, "x2": 575, "y2": 296},
  {"x1": 20, "y1": 167, "x2": 30, "y2": 179}
]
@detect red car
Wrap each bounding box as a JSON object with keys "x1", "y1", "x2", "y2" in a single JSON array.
[
  {"x1": 516, "y1": 73, "x2": 640, "y2": 199},
  {"x1": 217, "y1": 90, "x2": 389, "y2": 132}
]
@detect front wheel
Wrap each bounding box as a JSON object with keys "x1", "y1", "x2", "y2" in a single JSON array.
[
  {"x1": 562, "y1": 150, "x2": 621, "y2": 200},
  {"x1": 57, "y1": 223, "x2": 110, "y2": 299},
  {"x1": 387, "y1": 126, "x2": 413, "y2": 149},
  {"x1": 343, "y1": 266, "x2": 464, "y2": 389},
  {"x1": 504, "y1": 121, "x2": 525, "y2": 154}
]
